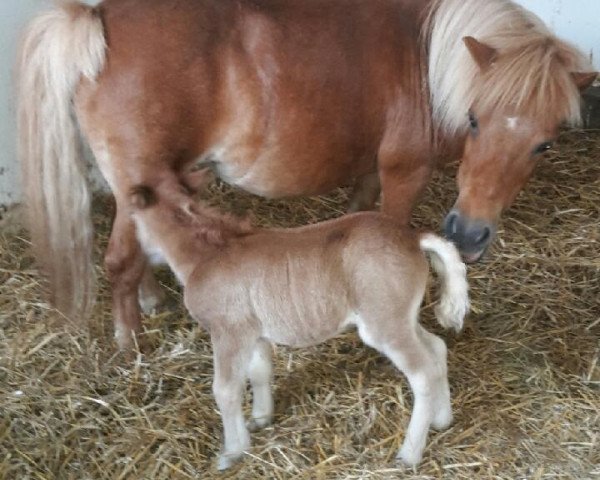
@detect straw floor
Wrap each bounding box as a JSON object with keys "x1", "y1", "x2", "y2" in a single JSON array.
[{"x1": 1, "y1": 130, "x2": 599, "y2": 479}]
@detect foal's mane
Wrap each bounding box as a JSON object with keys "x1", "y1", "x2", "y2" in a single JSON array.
[
  {"x1": 132, "y1": 184, "x2": 253, "y2": 247},
  {"x1": 424, "y1": 0, "x2": 592, "y2": 137}
]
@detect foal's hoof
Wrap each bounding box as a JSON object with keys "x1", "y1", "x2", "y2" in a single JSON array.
[
  {"x1": 217, "y1": 452, "x2": 244, "y2": 471},
  {"x1": 247, "y1": 416, "x2": 273, "y2": 432},
  {"x1": 396, "y1": 445, "x2": 423, "y2": 468},
  {"x1": 432, "y1": 410, "x2": 453, "y2": 431}
]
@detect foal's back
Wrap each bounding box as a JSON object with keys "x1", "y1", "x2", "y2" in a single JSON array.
[{"x1": 186, "y1": 213, "x2": 428, "y2": 347}]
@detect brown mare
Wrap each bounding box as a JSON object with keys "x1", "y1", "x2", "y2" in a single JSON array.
[
  {"x1": 17, "y1": 0, "x2": 596, "y2": 348},
  {"x1": 127, "y1": 173, "x2": 469, "y2": 468}
]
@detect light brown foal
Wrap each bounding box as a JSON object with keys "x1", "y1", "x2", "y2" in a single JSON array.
[{"x1": 128, "y1": 175, "x2": 469, "y2": 469}]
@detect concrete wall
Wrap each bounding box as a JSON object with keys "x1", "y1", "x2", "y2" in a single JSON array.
[
  {"x1": 1, "y1": 0, "x2": 101, "y2": 207},
  {"x1": 0, "y1": 0, "x2": 598, "y2": 206},
  {"x1": 0, "y1": 0, "x2": 40, "y2": 206}
]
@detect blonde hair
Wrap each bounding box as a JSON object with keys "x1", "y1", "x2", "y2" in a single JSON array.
[{"x1": 425, "y1": 0, "x2": 592, "y2": 136}]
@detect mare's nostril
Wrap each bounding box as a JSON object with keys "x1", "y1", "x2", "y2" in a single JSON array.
[
  {"x1": 444, "y1": 212, "x2": 459, "y2": 237},
  {"x1": 474, "y1": 227, "x2": 491, "y2": 246}
]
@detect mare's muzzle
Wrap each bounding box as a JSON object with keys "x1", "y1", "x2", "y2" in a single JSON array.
[{"x1": 443, "y1": 209, "x2": 496, "y2": 263}]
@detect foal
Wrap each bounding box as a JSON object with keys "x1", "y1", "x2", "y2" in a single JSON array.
[{"x1": 129, "y1": 178, "x2": 469, "y2": 470}]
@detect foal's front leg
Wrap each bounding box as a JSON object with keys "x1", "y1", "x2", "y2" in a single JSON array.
[
  {"x1": 212, "y1": 332, "x2": 257, "y2": 470},
  {"x1": 247, "y1": 339, "x2": 274, "y2": 431}
]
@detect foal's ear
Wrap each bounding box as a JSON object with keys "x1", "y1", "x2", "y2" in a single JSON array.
[
  {"x1": 571, "y1": 71, "x2": 598, "y2": 92},
  {"x1": 129, "y1": 185, "x2": 157, "y2": 209},
  {"x1": 463, "y1": 36, "x2": 498, "y2": 71}
]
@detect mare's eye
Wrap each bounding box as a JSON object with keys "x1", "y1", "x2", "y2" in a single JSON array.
[
  {"x1": 533, "y1": 142, "x2": 553, "y2": 155},
  {"x1": 468, "y1": 111, "x2": 479, "y2": 132}
]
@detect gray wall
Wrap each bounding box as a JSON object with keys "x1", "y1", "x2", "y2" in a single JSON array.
[
  {"x1": 0, "y1": 0, "x2": 100, "y2": 207},
  {"x1": 0, "y1": 0, "x2": 40, "y2": 205}
]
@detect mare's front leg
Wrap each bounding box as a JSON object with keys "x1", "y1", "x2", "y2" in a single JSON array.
[
  {"x1": 377, "y1": 122, "x2": 433, "y2": 225},
  {"x1": 378, "y1": 150, "x2": 432, "y2": 224},
  {"x1": 104, "y1": 207, "x2": 147, "y2": 350}
]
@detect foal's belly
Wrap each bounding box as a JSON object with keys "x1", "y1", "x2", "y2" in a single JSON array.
[{"x1": 262, "y1": 311, "x2": 355, "y2": 349}]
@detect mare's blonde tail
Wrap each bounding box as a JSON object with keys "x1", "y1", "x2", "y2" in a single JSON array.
[
  {"x1": 419, "y1": 233, "x2": 470, "y2": 332},
  {"x1": 17, "y1": 2, "x2": 107, "y2": 319}
]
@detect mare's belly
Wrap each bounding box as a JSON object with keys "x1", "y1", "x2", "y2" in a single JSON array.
[{"x1": 211, "y1": 144, "x2": 372, "y2": 198}]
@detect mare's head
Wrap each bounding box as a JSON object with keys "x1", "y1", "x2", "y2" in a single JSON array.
[{"x1": 427, "y1": 0, "x2": 597, "y2": 262}]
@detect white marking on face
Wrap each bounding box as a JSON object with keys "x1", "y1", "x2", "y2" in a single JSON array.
[{"x1": 505, "y1": 116, "x2": 519, "y2": 130}]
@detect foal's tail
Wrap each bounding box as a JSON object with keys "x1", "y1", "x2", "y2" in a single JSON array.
[
  {"x1": 17, "y1": 2, "x2": 107, "y2": 319},
  {"x1": 419, "y1": 233, "x2": 469, "y2": 332}
]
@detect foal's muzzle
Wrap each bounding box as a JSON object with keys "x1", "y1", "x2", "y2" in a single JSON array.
[{"x1": 443, "y1": 209, "x2": 496, "y2": 263}]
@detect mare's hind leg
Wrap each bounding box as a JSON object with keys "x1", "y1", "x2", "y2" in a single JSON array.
[
  {"x1": 104, "y1": 207, "x2": 147, "y2": 350},
  {"x1": 348, "y1": 172, "x2": 381, "y2": 212},
  {"x1": 138, "y1": 264, "x2": 166, "y2": 315},
  {"x1": 247, "y1": 339, "x2": 274, "y2": 431}
]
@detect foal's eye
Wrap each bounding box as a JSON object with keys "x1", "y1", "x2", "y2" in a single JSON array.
[
  {"x1": 533, "y1": 142, "x2": 553, "y2": 155},
  {"x1": 468, "y1": 111, "x2": 479, "y2": 132}
]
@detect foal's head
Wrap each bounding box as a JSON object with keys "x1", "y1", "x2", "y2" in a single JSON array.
[
  {"x1": 129, "y1": 175, "x2": 252, "y2": 254},
  {"x1": 427, "y1": 1, "x2": 596, "y2": 262}
]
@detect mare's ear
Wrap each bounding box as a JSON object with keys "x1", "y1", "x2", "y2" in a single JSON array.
[
  {"x1": 571, "y1": 71, "x2": 597, "y2": 92},
  {"x1": 183, "y1": 167, "x2": 214, "y2": 193},
  {"x1": 463, "y1": 36, "x2": 498, "y2": 71},
  {"x1": 129, "y1": 185, "x2": 156, "y2": 209}
]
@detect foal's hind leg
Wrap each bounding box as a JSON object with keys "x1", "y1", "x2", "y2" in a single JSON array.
[
  {"x1": 348, "y1": 172, "x2": 381, "y2": 212},
  {"x1": 104, "y1": 207, "x2": 147, "y2": 350},
  {"x1": 418, "y1": 327, "x2": 453, "y2": 430},
  {"x1": 357, "y1": 321, "x2": 442, "y2": 466},
  {"x1": 247, "y1": 339, "x2": 274, "y2": 431}
]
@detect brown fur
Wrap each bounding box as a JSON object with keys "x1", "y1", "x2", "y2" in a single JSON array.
[
  {"x1": 129, "y1": 179, "x2": 469, "y2": 469},
  {"x1": 17, "y1": 0, "x2": 596, "y2": 347}
]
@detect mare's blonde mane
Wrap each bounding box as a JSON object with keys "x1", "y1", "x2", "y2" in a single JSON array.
[{"x1": 425, "y1": 0, "x2": 592, "y2": 136}]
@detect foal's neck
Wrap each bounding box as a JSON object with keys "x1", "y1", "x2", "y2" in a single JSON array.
[{"x1": 147, "y1": 206, "x2": 246, "y2": 284}]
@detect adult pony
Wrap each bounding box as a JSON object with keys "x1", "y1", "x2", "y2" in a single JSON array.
[{"x1": 17, "y1": 0, "x2": 596, "y2": 348}]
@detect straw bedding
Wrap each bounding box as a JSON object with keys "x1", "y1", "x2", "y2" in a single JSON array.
[{"x1": 1, "y1": 129, "x2": 598, "y2": 479}]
